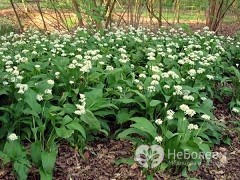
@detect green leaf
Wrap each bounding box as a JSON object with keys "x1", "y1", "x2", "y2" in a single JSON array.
[
  {"x1": 130, "y1": 90, "x2": 148, "y2": 107},
  {"x1": 24, "y1": 88, "x2": 41, "y2": 115},
  {"x1": 116, "y1": 110, "x2": 132, "y2": 124},
  {"x1": 39, "y1": 167, "x2": 52, "y2": 180},
  {"x1": 30, "y1": 141, "x2": 42, "y2": 165},
  {"x1": 14, "y1": 160, "x2": 30, "y2": 180},
  {"x1": 55, "y1": 126, "x2": 74, "y2": 139},
  {"x1": 66, "y1": 121, "x2": 86, "y2": 139},
  {"x1": 80, "y1": 109, "x2": 101, "y2": 130},
  {"x1": 41, "y1": 150, "x2": 57, "y2": 175},
  {"x1": 115, "y1": 158, "x2": 134, "y2": 166},
  {"x1": 130, "y1": 117, "x2": 157, "y2": 138},
  {"x1": 0, "y1": 151, "x2": 10, "y2": 164},
  {"x1": 149, "y1": 100, "x2": 161, "y2": 107},
  {"x1": 85, "y1": 88, "x2": 103, "y2": 106},
  {"x1": 117, "y1": 127, "x2": 150, "y2": 140},
  {"x1": 61, "y1": 115, "x2": 73, "y2": 125},
  {"x1": 198, "y1": 99, "x2": 213, "y2": 115}
]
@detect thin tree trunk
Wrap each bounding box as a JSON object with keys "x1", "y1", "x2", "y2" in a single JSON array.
[
  {"x1": 36, "y1": 0, "x2": 47, "y2": 31},
  {"x1": 10, "y1": 0, "x2": 23, "y2": 32},
  {"x1": 105, "y1": 0, "x2": 117, "y2": 28},
  {"x1": 72, "y1": 0, "x2": 84, "y2": 27}
]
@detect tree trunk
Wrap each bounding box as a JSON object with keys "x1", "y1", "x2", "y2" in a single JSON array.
[
  {"x1": 72, "y1": 0, "x2": 84, "y2": 27},
  {"x1": 10, "y1": 0, "x2": 23, "y2": 32}
]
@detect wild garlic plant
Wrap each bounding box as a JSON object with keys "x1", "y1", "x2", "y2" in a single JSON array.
[{"x1": 0, "y1": 27, "x2": 239, "y2": 178}]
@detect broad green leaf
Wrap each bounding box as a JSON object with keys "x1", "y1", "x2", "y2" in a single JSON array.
[
  {"x1": 14, "y1": 161, "x2": 29, "y2": 180},
  {"x1": 66, "y1": 121, "x2": 86, "y2": 139},
  {"x1": 80, "y1": 109, "x2": 101, "y2": 130},
  {"x1": 41, "y1": 150, "x2": 57, "y2": 175},
  {"x1": 117, "y1": 127, "x2": 150, "y2": 139},
  {"x1": 149, "y1": 100, "x2": 161, "y2": 107},
  {"x1": 24, "y1": 88, "x2": 41, "y2": 115},
  {"x1": 30, "y1": 141, "x2": 42, "y2": 165},
  {"x1": 130, "y1": 117, "x2": 157, "y2": 138},
  {"x1": 116, "y1": 110, "x2": 132, "y2": 124},
  {"x1": 61, "y1": 115, "x2": 73, "y2": 125},
  {"x1": 55, "y1": 126, "x2": 74, "y2": 139}
]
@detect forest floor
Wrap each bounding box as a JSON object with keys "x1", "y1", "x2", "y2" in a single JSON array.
[
  {"x1": 1, "y1": 97, "x2": 240, "y2": 179},
  {"x1": 0, "y1": 6, "x2": 239, "y2": 36}
]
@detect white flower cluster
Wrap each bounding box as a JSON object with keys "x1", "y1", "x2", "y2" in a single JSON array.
[
  {"x1": 183, "y1": 95, "x2": 194, "y2": 101},
  {"x1": 74, "y1": 94, "x2": 86, "y2": 115},
  {"x1": 188, "y1": 124, "x2": 199, "y2": 130},
  {"x1": 8, "y1": 133, "x2": 18, "y2": 141},
  {"x1": 166, "y1": 109, "x2": 175, "y2": 120},
  {"x1": 16, "y1": 83, "x2": 28, "y2": 94},
  {"x1": 179, "y1": 104, "x2": 196, "y2": 117},
  {"x1": 232, "y1": 108, "x2": 239, "y2": 113},
  {"x1": 147, "y1": 51, "x2": 156, "y2": 61},
  {"x1": 173, "y1": 85, "x2": 183, "y2": 95},
  {"x1": 80, "y1": 60, "x2": 92, "y2": 73},
  {"x1": 201, "y1": 114, "x2": 211, "y2": 120},
  {"x1": 118, "y1": 47, "x2": 130, "y2": 63},
  {"x1": 155, "y1": 136, "x2": 163, "y2": 143},
  {"x1": 155, "y1": 118, "x2": 163, "y2": 125},
  {"x1": 47, "y1": 79, "x2": 54, "y2": 85}
]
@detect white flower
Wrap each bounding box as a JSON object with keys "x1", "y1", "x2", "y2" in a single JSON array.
[
  {"x1": 69, "y1": 81, "x2": 74, "y2": 84},
  {"x1": 137, "y1": 84, "x2": 143, "y2": 90},
  {"x1": 188, "y1": 69, "x2": 196, "y2": 76},
  {"x1": 44, "y1": 89, "x2": 52, "y2": 94},
  {"x1": 201, "y1": 114, "x2": 210, "y2": 120},
  {"x1": 185, "y1": 109, "x2": 196, "y2": 117},
  {"x1": 197, "y1": 68, "x2": 205, "y2": 74},
  {"x1": 151, "y1": 80, "x2": 159, "y2": 85},
  {"x1": 188, "y1": 124, "x2": 199, "y2": 130},
  {"x1": 106, "y1": 65, "x2": 114, "y2": 71},
  {"x1": 155, "y1": 136, "x2": 163, "y2": 143},
  {"x1": 16, "y1": 84, "x2": 28, "y2": 94},
  {"x1": 47, "y1": 79, "x2": 54, "y2": 85},
  {"x1": 74, "y1": 104, "x2": 86, "y2": 115},
  {"x1": 8, "y1": 133, "x2": 18, "y2": 141},
  {"x1": 68, "y1": 64, "x2": 76, "y2": 69},
  {"x1": 139, "y1": 73, "x2": 146, "y2": 78},
  {"x1": 36, "y1": 94, "x2": 43, "y2": 101},
  {"x1": 168, "y1": 71, "x2": 179, "y2": 79},
  {"x1": 35, "y1": 65, "x2": 41, "y2": 69},
  {"x1": 166, "y1": 110, "x2": 175, "y2": 120},
  {"x1": 232, "y1": 108, "x2": 239, "y2": 113},
  {"x1": 173, "y1": 85, "x2": 183, "y2": 95},
  {"x1": 80, "y1": 60, "x2": 92, "y2": 73},
  {"x1": 179, "y1": 104, "x2": 189, "y2": 112},
  {"x1": 206, "y1": 75, "x2": 214, "y2": 80},
  {"x1": 118, "y1": 47, "x2": 126, "y2": 53},
  {"x1": 163, "y1": 85, "x2": 170, "y2": 89},
  {"x1": 117, "y1": 86, "x2": 123, "y2": 93},
  {"x1": 134, "y1": 79, "x2": 140, "y2": 84},
  {"x1": 3, "y1": 81, "x2": 8, "y2": 85},
  {"x1": 152, "y1": 74, "x2": 160, "y2": 81},
  {"x1": 151, "y1": 66, "x2": 160, "y2": 73},
  {"x1": 155, "y1": 118, "x2": 163, "y2": 125},
  {"x1": 147, "y1": 86, "x2": 156, "y2": 93},
  {"x1": 147, "y1": 56, "x2": 156, "y2": 61},
  {"x1": 183, "y1": 95, "x2": 194, "y2": 101}
]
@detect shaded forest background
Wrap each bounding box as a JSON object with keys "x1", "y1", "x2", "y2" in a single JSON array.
[{"x1": 0, "y1": 0, "x2": 239, "y2": 34}]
